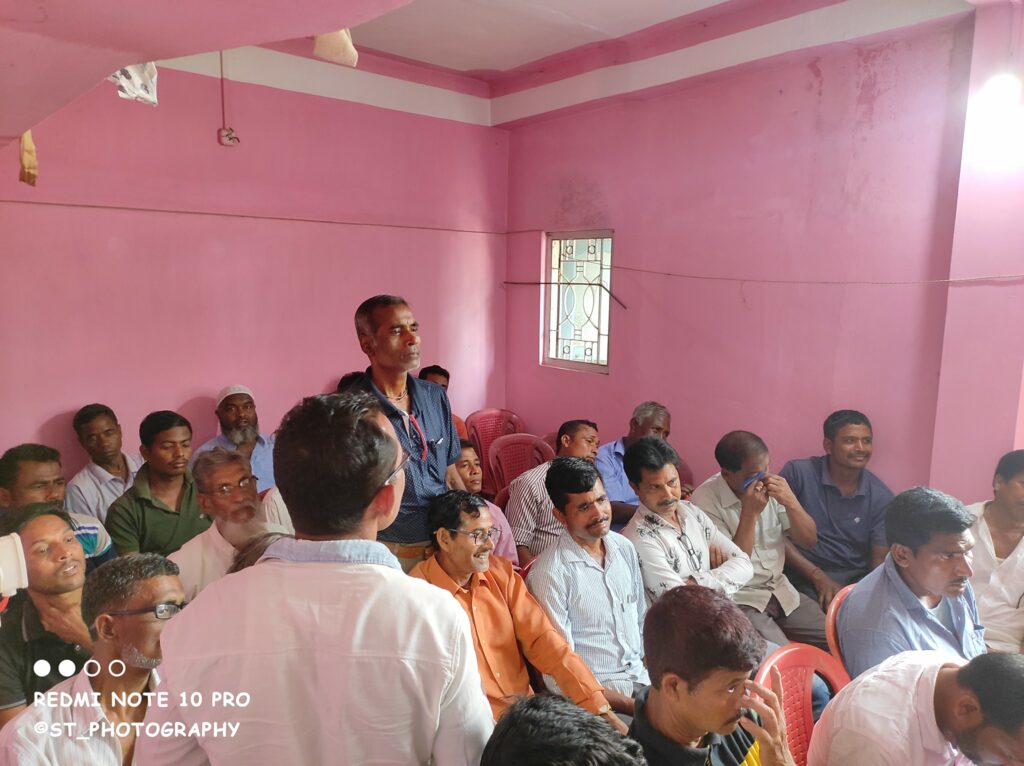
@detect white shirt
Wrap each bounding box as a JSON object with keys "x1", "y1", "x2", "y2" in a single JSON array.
[
  {"x1": 505, "y1": 462, "x2": 563, "y2": 557},
  {"x1": 967, "y1": 501, "x2": 1024, "y2": 652},
  {"x1": 137, "y1": 537, "x2": 493, "y2": 766},
  {"x1": 257, "y1": 486, "x2": 294, "y2": 534},
  {"x1": 690, "y1": 472, "x2": 800, "y2": 614},
  {"x1": 807, "y1": 651, "x2": 969, "y2": 766},
  {"x1": 168, "y1": 521, "x2": 288, "y2": 601},
  {"x1": 622, "y1": 500, "x2": 754, "y2": 605},
  {"x1": 65, "y1": 454, "x2": 143, "y2": 523},
  {"x1": 0, "y1": 668, "x2": 157, "y2": 766}
]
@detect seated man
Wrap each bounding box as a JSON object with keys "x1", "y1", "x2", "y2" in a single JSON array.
[
  {"x1": 481, "y1": 694, "x2": 646, "y2": 766},
  {"x1": 170, "y1": 449, "x2": 287, "y2": 600},
  {"x1": 595, "y1": 401, "x2": 694, "y2": 524},
  {"x1": 192, "y1": 385, "x2": 276, "y2": 493},
  {"x1": 780, "y1": 409, "x2": 893, "y2": 609},
  {"x1": 0, "y1": 444, "x2": 115, "y2": 570},
  {"x1": 257, "y1": 485, "x2": 295, "y2": 535},
  {"x1": 411, "y1": 490, "x2": 625, "y2": 730},
  {"x1": 419, "y1": 364, "x2": 469, "y2": 440},
  {"x1": 506, "y1": 419, "x2": 600, "y2": 567},
  {"x1": 622, "y1": 436, "x2": 753, "y2": 605},
  {"x1": 66, "y1": 403, "x2": 143, "y2": 523},
  {"x1": 808, "y1": 651, "x2": 1024, "y2": 766},
  {"x1": 691, "y1": 431, "x2": 826, "y2": 650},
  {"x1": 967, "y1": 449, "x2": 1024, "y2": 653},
  {"x1": 0, "y1": 553, "x2": 185, "y2": 764},
  {"x1": 0, "y1": 505, "x2": 92, "y2": 728},
  {"x1": 630, "y1": 585, "x2": 795, "y2": 766},
  {"x1": 137, "y1": 393, "x2": 493, "y2": 764},
  {"x1": 452, "y1": 440, "x2": 518, "y2": 565},
  {"x1": 106, "y1": 411, "x2": 210, "y2": 557},
  {"x1": 839, "y1": 486, "x2": 986, "y2": 678},
  {"x1": 526, "y1": 457, "x2": 648, "y2": 716}
]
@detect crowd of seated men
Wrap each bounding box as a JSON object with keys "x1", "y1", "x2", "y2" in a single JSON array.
[{"x1": 0, "y1": 292, "x2": 1022, "y2": 765}]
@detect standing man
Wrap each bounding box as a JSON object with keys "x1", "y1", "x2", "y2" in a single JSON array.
[
  {"x1": 0, "y1": 553, "x2": 185, "y2": 765},
  {"x1": 66, "y1": 403, "x2": 143, "y2": 523},
  {"x1": 780, "y1": 410, "x2": 893, "y2": 609},
  {"x1": 967, "y1": 450, "x2": 1024, "y2": 653},
  {"x1": 106, "y1": 411, "x2": 210, "y2": 557},
  {"x1": 351, "y1": 294, "x2": 462, "y2": 571},
  {"x1": 691, "y1": 431, "x2": 827, "y2": 650},
  {"x1": 505, "y1": 418, "x2": 600, "y2": 567},
  {"x1": 192, "y1": 385, "x2": 276, "y2": 493},
  {"x1": 137, "y1": 393, "x2": 493, "y2": 765},
  {"x1": 595, "y1": 401, "x2": 693, "y2": 524}
]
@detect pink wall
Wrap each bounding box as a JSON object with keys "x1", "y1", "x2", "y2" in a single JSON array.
[
  {"x1": 504, "y1": 22, "x2": 974, "y2": 493},
  {"x1": 0, "y1": 69, "x2": 508, "y2": 475}
]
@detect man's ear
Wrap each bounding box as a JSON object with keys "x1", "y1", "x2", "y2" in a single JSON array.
[
  {"x1": 196, "y1": 494, "x2": 213, "y2": 517},
  {"x1": 552, "y1": 507, "x2": 569, "y2": 529},
  {"x1": 952, "y1": 689, "x2": 985, "y2": 730},
  {"x1": 661, "y1": 672, "x2": 687, "y2": 701},
  {"x1": 358, "y1": 334, "x2": 375, "y2": 357},
  {"x1": 823, "y1": 438, "x2": 833, "y2": 456},
  {"x1": 94, "y1": 614, "x2": 116, "y2": 642},
  {"x1": 435, "y1": 528, "x2": 454, "y2": 553},
  {"x1": 139, "y1": 444, "x2": 151, "y2": 463},
  {"x1": 368, "y1": 483, "x2": 397, "y2": 530},
  {"x1": 559, "y1": 434, "x2": 571, "y2": 452},
  {"x1": 0, "y1": 487, "x2": 11, "y2": 507},
  {"x1": 891, "y1": 543, "x2": 913, "y2": 567}
]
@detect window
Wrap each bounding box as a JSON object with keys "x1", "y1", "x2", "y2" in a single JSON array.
[{"x1": 543, "y1": 231, "x2": 613, "y2": 371}]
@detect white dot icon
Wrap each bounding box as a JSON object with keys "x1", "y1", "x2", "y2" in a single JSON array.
[
  {"x1": 32, "y1": 660, "x2": 51, "y2": 677},
  {"x1": 58, "y1": 660, "x2": 76, "y2": 677}
]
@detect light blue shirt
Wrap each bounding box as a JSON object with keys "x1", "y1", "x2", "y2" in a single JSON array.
[
  {"x1": 838, "y1": 553, "x2": 986, "y2": 678},
  {"x1": 526, "y1": 530, "x2": 649, "y2": 694},
  {"x1": 595, "y1": 438, "x2": 639, "y2": 505},
  {"x1": 258, "y1": 537, "x2": 401, "y2": 569},
  {"x1": 193, "y1": 432, "x2": 276, "y2": 493}
]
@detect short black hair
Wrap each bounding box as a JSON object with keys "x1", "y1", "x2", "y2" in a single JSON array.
[
  {"x1": 336, "y1": 371, "x2": 365, "y2": 393},
  {"x1": 644, "y1": 585, "x2": 765, "y2": 688},
  {"x1": 354, "y1": 294, "x2": 407, "y2": 337},
  {"x1": 139, "y1": 411, "x2": 192, "y2": 448},
  {"x1": 0, "y1": 444, "x2": 61, "y2": 490},
  {"x1": 418, "y1": 365, "x2": 450, "y2": 382},
  {"x1": 459, "y1": 439, "x2": 477, "y2": 452},
  {"x1": 0, "y1": 502, "x2": 75, "y2": 537},
  {"x1": 958, "y1": 652, "x2": 1024, "y2": 734},
  {"x1": 481, "y1": 694, "x2": 647, "y2": 766},
  {"x1": 426, "y1": 490, "x2": 485, "y2": 538},
  {"x1": 623, "y1": 436, "x2": 679, "y2": 486},
  {"x1": 885, "y1": 486, "x2": 974, "y2": 552},
  {"x1": 713, "y1": 431, "x2": 768, "y2": 473},
  {"x1": 823, "y1": 410, "x2": 872, "y2": 441},
  {"x1": 556, "y1": 419, "x2": 599, "y2": 447},
  {"x1": 72, "y1": 404, "x2": 118, "y2": 438},
  {"x1": 273, "y1": 393, "x2": 397, "y2": 536},
  {"x1": 995, "y1": 450, "x2": 1024, "y2": 482},
  {"x1": 82, "y1": 553, "x2": 180, "y2": 639},
  {"x1": 545, "y1": 457, "x2": 602, "y2": 512}
]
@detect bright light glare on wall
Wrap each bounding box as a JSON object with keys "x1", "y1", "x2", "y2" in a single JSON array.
[{"x1": 966, "y1": 73, "x2": 1024, "y2": 172}]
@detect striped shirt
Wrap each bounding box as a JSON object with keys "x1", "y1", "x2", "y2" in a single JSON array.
[
  {"x1": 69, "y1": 512, "x2": 113, "y2": 560},
  {"x1": 505, "y1": 462, "x2": 563, "y2": 556},
  {"x1": 526, "y1": 530, "x2": 649, "y2": 694}
]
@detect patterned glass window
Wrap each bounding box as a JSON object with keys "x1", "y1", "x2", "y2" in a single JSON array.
[{"x1": 544, "y1": 231, "x2": 612, "y2": 370}]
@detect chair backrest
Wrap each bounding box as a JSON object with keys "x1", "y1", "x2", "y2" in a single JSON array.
[
  {"x1": 488, "y1": 434, "x2": 555, "y2": 493},
  {"x1": 492, "y1": 485, "x2": 511, "y2": 511},
  {"x1": 540, "y1": 431, "x2": 559, "y2": 453},
  {"x1": 466, "y1": 409, "x2": 525, "y2": 495},
  {"x1": 520, "y1": 556, "x2": 538, "y2": 580},
  {"x1": 755, "y1": 643, "x2": 851, "y2": 766},
  {"x1": 825, "y1": 584, "x2": 856, "y2": 666}
]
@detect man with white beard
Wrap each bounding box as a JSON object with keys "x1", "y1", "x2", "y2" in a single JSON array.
[
  {"x1": 171, "y1": 449, "x2": 288, "y2": 600},
  {"x1": 0, "y1": 553, "x2": 185, "y2": 765},
  {"x1": 192, "y1": 385, "x2": 276, "y2": 493}
]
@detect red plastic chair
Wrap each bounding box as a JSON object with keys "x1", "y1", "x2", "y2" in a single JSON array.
[
  {"x1": 466, "y1": 409, "x2": 525, "y2": 495},
  {"x1": 755, "y1": 644, "x2": 850, "y2": 766},
  {"x1": 541, "y1": 431, "x2": 560, "y2": 453},
  {"x1": 825, "y1": 583, "x2": 856, "y2": 666},
  {"x1": 492, "y1": 486, "x2": 510, "y2": 510},
  {"x1": 488, "y1": 434, "x2": 555, "y2": 494}
]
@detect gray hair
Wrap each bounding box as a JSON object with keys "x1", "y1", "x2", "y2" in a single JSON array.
[
  {"x1": 82, "y1": 553, "x2": 180, "y2": 639},
  {"x1": 631, "y1": 400, "x2": 670, "y2": 426},
  {"x1": 227, "y1": 532, "x2": 293, "y2": 574},
  {"x1": 193, "y1": 448, "x2": 251, "y2": 494},
  {"x1": 354, "y1": 294, "x2": 407, "y2": 338}
]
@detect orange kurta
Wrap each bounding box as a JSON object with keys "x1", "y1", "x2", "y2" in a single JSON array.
[{"x1": 410, "y1": 555, "x2": 608, "y2": 719}]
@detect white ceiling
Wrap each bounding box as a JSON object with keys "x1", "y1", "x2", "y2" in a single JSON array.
[{"x1": 353, "y1": 0, "x2": 732, "y2": 73}]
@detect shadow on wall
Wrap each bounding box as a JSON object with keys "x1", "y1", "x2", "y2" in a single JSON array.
[
  {"x1": 177, "y1": 396, "x2": 218, "y2": 449},
  {"x1": 38, "y1": 409, "x2": 83, "y2": 472}
]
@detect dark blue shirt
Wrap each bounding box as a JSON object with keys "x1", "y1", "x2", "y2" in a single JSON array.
[
  {"x1": 779, "y1": 455, "x2": 893, "y2": 576},
  {"x1": 355, "y1": 370, "x2": 460, "y2": 543}
]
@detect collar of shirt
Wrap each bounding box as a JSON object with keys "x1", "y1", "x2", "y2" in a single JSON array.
[
  {"x1": 360, "y1": 369, "x2": 427, "y2": 416},
  {"x1": 65, "y1": 666, "x2": 161, "y2": 728},
  {"x1": 818, "y1": 456, "x2": 868, "y2": 497},
  {"x1": 131, "y1": 464, "x2": 196, "y2": 505},
  {"x1": 418, "y1": 555, "x2": 494, "y2": 595},
  {"x1": 83, "y1": 454, "x2": 140, "y2": 486},
  {"x1": 258, "y1": 536, "x2": 401, "y2": 570},
  {"x1": 710, "y1": 473, "x2": 742, "y2": 509},
  {"x1": 636, "y1": 502, "x2": 684, "y2": 531},
  {"x1": 211, "y1": 433, "x2": 270, "y2": 449},
  {"x1": 882, "y1": 553, "x2": 941, "y2": 615},
  {"x1": 612, "y1": 438, "x2": 627, "y2": 457},
  {"x1": 555, "y1": 530, "x2": 617, "y2": 569},
  {"x1": 20, "y1": 597, "x2": 77, "y2": 646}
]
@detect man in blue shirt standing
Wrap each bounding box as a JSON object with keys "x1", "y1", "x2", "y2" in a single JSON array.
[
  {"x1": 780, "y1": 410, "x2": 893, "y2": 609},
  {"x1": 351, "y1": 294, "x2": 461, "y2": 572},
  {"x1": 838, "y1": 486, "x2": 986, "y2": 678}
]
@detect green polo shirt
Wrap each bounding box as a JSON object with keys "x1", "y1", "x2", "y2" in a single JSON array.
[
  {"x1": 0, "y1": 596, "x2": 91, "y2": 709},
  {"x1": 105, "y1": 464, "x2": 210, "y2": 556}
]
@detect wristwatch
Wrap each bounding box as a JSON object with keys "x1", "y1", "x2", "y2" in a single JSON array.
[{"x1": 596, "y1": 703, "x2": 612, "y2": 715}]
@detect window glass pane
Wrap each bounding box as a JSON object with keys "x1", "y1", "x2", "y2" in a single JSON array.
[{"x1": 544, "y1": 233, "x2": 612, "y2": 368}]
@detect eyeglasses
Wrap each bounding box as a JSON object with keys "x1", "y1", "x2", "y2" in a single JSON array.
[
  {"x1": 204, "y1": 476, "x2": 258, "y2": 497},
  {"x1": 107, "y1": 602, "x2": 187, "y2": 620},
  {"x1": 377, "y1": 450, "x2": 411, "y2": 495},
  {"x1": 678, "y1": 531, "x2": 703, "y2": 573},
  {"x1": 448, "y1": 527, "x2": 502, "y2": 546}
]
